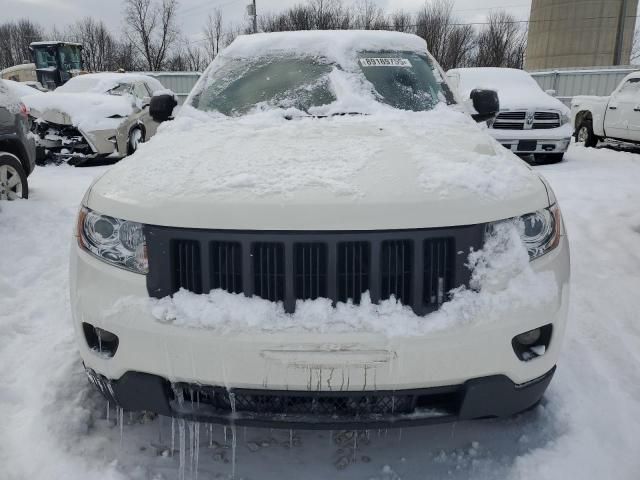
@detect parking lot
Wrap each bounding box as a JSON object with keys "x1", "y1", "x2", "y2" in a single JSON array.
[{"x1": 2, "y1": 143, "x2": 639, "y2": 480}]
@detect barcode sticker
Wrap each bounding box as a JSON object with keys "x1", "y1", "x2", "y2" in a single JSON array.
[{"x1": 359, "y1": 58, "x2": 412, "y2": 68}]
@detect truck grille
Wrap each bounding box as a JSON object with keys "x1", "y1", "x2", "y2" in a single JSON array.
[
  {"x1": 147, "y1": 226, "x2": 484, "y2": 316},
  {"x1": 492, "y1": 110, "x2": 560, "y2": 130}
]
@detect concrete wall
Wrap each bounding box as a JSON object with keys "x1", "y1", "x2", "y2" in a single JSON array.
[{"x1": 526, "y1": 0, "x2": 638, "y2": 70}]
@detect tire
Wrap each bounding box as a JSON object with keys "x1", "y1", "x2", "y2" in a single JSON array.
[
  {"x1": 127, "y1": 127, "x2": 145, "y2": 155},
  {"x1": 575, "y1": 119, "x2": 598, "y2": 148},
  {"x1": 534, "y1": 153, "x2": 564, "y2": 164},
  {"x1": 0, "y1": 152, "x2": 28, "y2": 200}
]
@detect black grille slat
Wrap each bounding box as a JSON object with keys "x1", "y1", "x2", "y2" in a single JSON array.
[
  {"x1": 173, "y1": 240, "x2": 202, "y2": 294},
  {"x1": 381, "y1": 240, "x2": 413, "y2": 304},
  {"x1": 532, "y1": 122, "x2": 561, "y2": 129},
  {"x1": 493, "y1": 122, "x2": 524, "y2": 130},
  {"x1": 424, "y1": 238, "x2": 455, "y2": 307},
  {"x1": 337, "y1": 242, "x2": 370, "y2": 304},
  {"x1": 253, "y1": 243, "x2": 285, "y2": 302},
  {"x1": 496, "y1": 111, "x2": 526, "y2": 120},
  {"x1": 534, "y1": 112, "x2": 560, "y2": 120},
  {"x1": 211, "y1": 242, "x2": 242, "y2": 294},
  {"x1": 295, "y1": 243, "x2": 327, "y2": 301}
]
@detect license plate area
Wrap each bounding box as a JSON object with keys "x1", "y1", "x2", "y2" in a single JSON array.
[{"x1": 518, "y1": 140, "x2": 538, "y2": 152}]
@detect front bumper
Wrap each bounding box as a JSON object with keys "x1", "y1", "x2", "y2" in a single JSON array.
[
  {"x1": 489, "y1": 124, "x2": 572, "y2": 155},
  {"x1": 71, "y1": 234, "x2": 570, "y2": 427},
  {"x1": 32, "y1": 121, "x2": 119, "y2": 159},
  {"x1": 85, "y1": 366, "x2": 555, "y2": 429}
]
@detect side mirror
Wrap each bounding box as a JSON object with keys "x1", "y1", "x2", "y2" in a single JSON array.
[
  {"x1": 470, "y1": 89, "x2": 499, "y2": 123},
  {"x1": 142, "y1": 96, "x2": 151, "y2": 108},
  {"x1": 150, "y1": 94, "x2": 177, "y2": 122}
]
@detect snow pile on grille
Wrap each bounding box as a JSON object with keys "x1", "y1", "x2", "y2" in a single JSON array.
[{"x1": 149, "y1": 222, "x2": 557, "y2": 336}]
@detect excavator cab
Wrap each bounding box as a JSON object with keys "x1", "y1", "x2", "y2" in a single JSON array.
[{"x1": 29, "y1": 42, "x2": 84, "y2": 90}]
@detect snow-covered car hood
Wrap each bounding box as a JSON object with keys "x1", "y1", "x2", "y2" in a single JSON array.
[
  {"x1": 86, "y1": 106, "x2": 550, "y2": 230},
  {"x1": 23, "y1": 92, "x2": 133, "y2": 131}
]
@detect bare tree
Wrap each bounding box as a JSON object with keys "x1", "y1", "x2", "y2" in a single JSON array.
[
  {"x1": 69, "y1": 18, "x2": 119, "y2": 72},
  {"x1": 202, "y1": 9, "x2": 224, "y2": 62},
  {"x1": 353, "y1": 0, "x2": 385, "y2": 30},
  {"x1": 475, "y1": 11, "x2": 527, "y2": 68},
  {"x1": 415, "y1": 0, "x2": 476, "y2": 70},
  {"x1": 390, "y1": 10, "x2": 413, "y2": 33},
  {"x1": 123, "y1": 0, "x2": 180, "y2": 71},
  {"x1": 0, "y1": 19, "x2": 43, "y2": 70}
]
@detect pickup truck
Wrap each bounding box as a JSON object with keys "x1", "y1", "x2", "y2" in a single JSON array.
[{"x1": 571, "y1": 71, "x2": 640, "y2": 147}]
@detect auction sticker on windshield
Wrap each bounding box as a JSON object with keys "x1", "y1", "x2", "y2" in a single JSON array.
[{"x1": 359, "y1": 58, "x2": 412, "y2": 68}]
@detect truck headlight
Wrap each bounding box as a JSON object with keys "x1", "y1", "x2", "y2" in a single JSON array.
[
  {"x1": 76, "y1": 207, "x2": 148, "y2": 274},
  {"x1": 561, "y1": 112, "x2": 571, "y2": 125},
  {"x1": 488, "y1": 205, "x2": 562, "y2": 260}
]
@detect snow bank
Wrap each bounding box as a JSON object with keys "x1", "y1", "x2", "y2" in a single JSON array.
[
  {"x1": 148, "y1": 222, "x2": 557, "y2": 336},
  {"x1": 449, "y1": 67, "x2": 569, "y2": 113}
]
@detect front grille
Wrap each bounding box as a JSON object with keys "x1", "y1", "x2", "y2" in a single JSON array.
[
  {"x1": 172, "y1": 240, "x2": 203, "y2": 294},
  {"x1": 424, "y1": 238, "x2": 455, "y2": 306},
  {"x1": 253, "y1": 243, "x2": 285, "y2": 302},
  {"x1": 492, "y1": 110, "x2": 560, "y2": 131},
  {"x1": 381, "y1": 240, "x2": 413, "y2": 304},
  {"x1": 295, "y1": 243, "x2": 327, "y2": 300},
  {"x1": 492, "y1": 122, "x2": 524, "y2": 130},
  {"x1": 337, "y1": 242, "x2": 370, "y2": 304},
  {"x1": 174, "y1": 384, "x2": 459, "y2": 418},
  {"x1": 146, "y1": 226, "x2": 484, "y2": 316},
  {"x1": 211, "y1": 242, "x2": 242, "y2": 293}
]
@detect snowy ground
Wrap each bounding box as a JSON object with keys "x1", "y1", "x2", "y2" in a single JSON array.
[{"x1": 1, "y1": 144, "x2": 640, "y2": 480}]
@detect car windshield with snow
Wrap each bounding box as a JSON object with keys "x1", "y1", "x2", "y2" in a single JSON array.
[
  {"x1": 71, "y1": 31, "x2": 570, "y2": 432},
  {"x1": 191, "y1": 51, "x2": 453, "y2": 116}
]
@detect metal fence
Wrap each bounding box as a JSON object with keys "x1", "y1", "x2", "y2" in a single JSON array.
[
  {"x1": 530, "y1": 66, "x2": 639, "y2": 106},
  {"x1": 135, "y1": 71, "x2": 202, "y2": 104}
]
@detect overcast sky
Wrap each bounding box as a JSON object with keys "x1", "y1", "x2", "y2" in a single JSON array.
[{"x1": 1, "y1": 0, "x2": 533, "y2": 40}]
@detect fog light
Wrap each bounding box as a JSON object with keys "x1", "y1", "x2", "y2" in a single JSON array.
[
  {"x1": 512, "y1": 324, "x2": 553, "y2": 362},
  {"x1": 83, "y1": 322, "x2": 119, "y2": 357},
  {"x1": 516, "y1": 328, "x2": 541, "y2": 346}
]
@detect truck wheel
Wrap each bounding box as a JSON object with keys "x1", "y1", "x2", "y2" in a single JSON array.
[
  {"x1": 576, "y1": 120, "x2": 598, "y2": 148},
  {"x1": 0, "y1": 152, "x2": 28, "y2": 200}
]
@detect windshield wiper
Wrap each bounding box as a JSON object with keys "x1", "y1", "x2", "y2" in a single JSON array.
[{"x1": 284, "y1": 112, "x2": 367, "y2": 120}]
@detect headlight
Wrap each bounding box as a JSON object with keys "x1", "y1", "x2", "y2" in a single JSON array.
[
  {"x1": 561, "y1": 112, "x2": 571, "y2": 125},
  {"x1": 488, "y1": 205, "x2": 562, "y2": 261},
  {"x1": 76, "y1": 207, "x2": 148, "y2": 274}
]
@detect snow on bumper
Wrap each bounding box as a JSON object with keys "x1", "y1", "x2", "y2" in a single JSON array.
[{"x1": 70, "y1": 236, "x2": 570, "y2": 395}]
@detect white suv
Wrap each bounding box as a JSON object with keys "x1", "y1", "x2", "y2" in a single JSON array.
[{"x1": 71, "y1": 31, "x2": 570, "y2": 430}]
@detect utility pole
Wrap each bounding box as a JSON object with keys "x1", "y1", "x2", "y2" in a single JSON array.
[
  {"x1": 614, "y1": 0, "x2": 629, "y2": 65},
  {"x1": 247, "y1": 0, "x2": 257, "y2": 34}
]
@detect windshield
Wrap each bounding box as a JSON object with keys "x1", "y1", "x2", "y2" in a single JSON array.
[
  {"x1": 33, "y1": 47, "x2": 57, "y2": 70},
  {"x1": 58, "y1": 46, "x2": 82, "y2": 71},
  {"x1": 191, "y1": 51, "x2": 454, "y2": 116}
]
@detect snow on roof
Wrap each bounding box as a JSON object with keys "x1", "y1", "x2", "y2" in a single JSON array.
[
  {"x1": 29, "y1": 41, "x2": 82, "y2": 47},
  {"x1": 222, "y1": 30, "x2": 429, "y2": 64},
  {"x1": 56, "y1": 72, "x2": 164, "y2": 94}
]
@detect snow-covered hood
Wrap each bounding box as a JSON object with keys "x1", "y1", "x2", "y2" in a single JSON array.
[
  {"x1": 24, "y1": 92, "x2": 133, "y2": 131},
  {"x1": 86, "y1": 107, "x2": 550, "y2": 230}
]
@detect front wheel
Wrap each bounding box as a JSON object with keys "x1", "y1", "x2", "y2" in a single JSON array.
[
  {"x1": 575, "y1": 120, "x2": 598, "y2": 148},
  {"x1": 127, "y1": 127, "x2": 145, "y2": 155},
  {"x1": 0, "y1": 152, "x2": 28, "y2": 200}
]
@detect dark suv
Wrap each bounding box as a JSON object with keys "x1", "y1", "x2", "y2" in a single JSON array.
[{"x1": 0, "y1": 79, "x2": 36, "y2": 200}]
